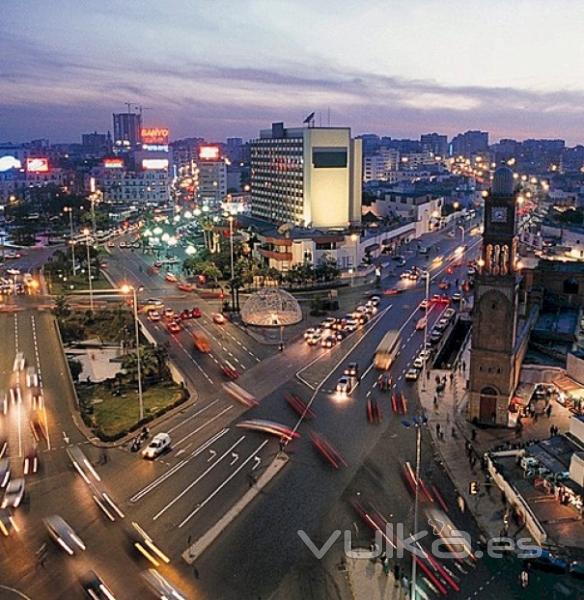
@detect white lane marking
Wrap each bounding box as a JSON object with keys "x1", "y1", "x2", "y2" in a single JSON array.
[
  {"x1": 31, "y1": 315, "x2": 51, "y2": 450},
  {"x1": 153, "y1": 435, "x2": 246, "y2": 521},
  {"x1": 130, "y1": 428, "x2": 230, "y2": 503},
  {"x1": 172, "y1": 406, "x2": 234, "y2": 448},
  {"x1": 173, "y1": 336, "x2": 214, "y2": 385},
  {"x1": 166, "y1": 399, "x2": 220, "y2": 434},
  {"x1": 178, "y1": 439, "x2": 269, "y2": 528}
]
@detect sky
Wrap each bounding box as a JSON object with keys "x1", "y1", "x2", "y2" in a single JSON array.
[{"x1": 2, "y1": 0, "x2": 584, "y2": 144}]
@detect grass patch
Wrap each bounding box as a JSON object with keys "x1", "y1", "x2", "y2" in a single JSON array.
[
  {"x1": 58, "y1": 307, "x2": 134, "y2": 344},
  {"x1": 78, "y1": 381, "x2": 186, "y2": 440},
  {"x1": 49, "y1": 271, "x2": 110, "y2": 295}
]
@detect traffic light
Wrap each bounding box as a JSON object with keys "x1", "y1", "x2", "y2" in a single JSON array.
[{"x1": 469, "y1": 480, "x2": 480, "y2": 496}]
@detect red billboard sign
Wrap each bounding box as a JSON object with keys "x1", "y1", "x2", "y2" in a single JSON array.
[
  {"x1": 141, "y1": 127, "x2": 169, "y2": 145},
  {"x1": 26, "y1": 157, "x2": 49, "y2": 173},
  {"x1": 199, "y1": 145, "x2": 220, "y2": 160}
]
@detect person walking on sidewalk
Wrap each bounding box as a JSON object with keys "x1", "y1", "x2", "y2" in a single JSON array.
[
  {"x1": 546, "y1": 404, "x2": 552, "y2": 418},
  {"x1": 457, "y1": 494, "x2": 466, "y2": 513}
]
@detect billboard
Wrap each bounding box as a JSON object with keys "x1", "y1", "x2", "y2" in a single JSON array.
[
  {"x1": 199, "y1": 145, "x2": 220, "y2": 160},
  {"x1": 26, "y1": 157, "x2": 49, "y2": 173},
  {"x1": 0, "y1": 156, "x2": 22, "y2": 172},
  {"x1": 142, "y1": 158, "x2": 169, "y2": 170},
  {"x1": 141, "y1": 127, "x2": 169, "y2": 145},
  {"x1": 103, "y1": 158, "x2": 124, "y2": 169}
]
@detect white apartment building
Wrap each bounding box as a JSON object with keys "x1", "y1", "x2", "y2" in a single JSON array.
[
  {"x1": 251, "y1": 122, "x2": 362, "y2": 228},
  {"x1": 363, "y1": 148, "x2": 400, "y2": 183},
  {"x1": 196, "y1": 158, "x2": 227, "y2": 207}
]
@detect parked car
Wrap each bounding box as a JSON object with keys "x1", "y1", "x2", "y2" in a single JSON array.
[
  {"x1": 304, "y1": 327, "x2": 322, "y2": 340},
  {"x1": 321, "y1": 335, "x2": 337, "y2": 349},
  {"x1": 344, "y1": 362, "x2": 360, "y2": 380},
  {"x1": 148, "y1": 311, "x2": 161, "y2": 322},
  {"x1": 212, "y1": 313, "x2": 226, "y2": 325},
  {"x1": 191, "y1": 307, "x2": 202, "y2": 318},
  {"x1": 405, "y1": 368, "x2": 420, "y2": 381},
  {"x1": 306, "y1": 332, "x2": 322, "y2": 346}
]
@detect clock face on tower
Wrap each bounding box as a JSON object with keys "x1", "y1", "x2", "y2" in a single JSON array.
[{"x1": 490, "y1": 206, "x2": 508, "y2": 223}]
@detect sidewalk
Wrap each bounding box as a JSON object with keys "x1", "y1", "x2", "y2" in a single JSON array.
[
  {"x1": 417, "y1": 344, "x2": 574, "y2": 543},
  {"x1": 345, "y1": 551, "x2": 407, "y2": 600}
]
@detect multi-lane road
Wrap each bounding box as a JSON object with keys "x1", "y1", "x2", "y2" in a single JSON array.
[{"x1": 0, "y1": 219, "x2": 501, "y2": 600}]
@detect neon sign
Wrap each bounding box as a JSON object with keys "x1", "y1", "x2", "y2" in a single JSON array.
[
  {"x1": 199, "y1": 145, "x2": 220, "y2": 160},
  {"x1": 104, "y1": 158, "x2": 124, "y2": 169},
  {"x1": 26, "y1": 158, "x2": 49, "y2": 173},
  {"x1": 142, "y1": 158, "x2": 169, "y2": 170},
  {"x1": 141, "y1": 128, "x2": 169, "y2": 145}
]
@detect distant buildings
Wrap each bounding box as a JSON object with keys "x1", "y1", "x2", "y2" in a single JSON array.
[
  {"x1": 196, "y1": 145, "x2": 227, "y2": 207},
  {"x1": 250, "y1": 122, "x2": 362, "y2": 228},
  {"x1": 112, "y1": 112, "x2": 142, "y2": 153},
  {"x1": 450, "y1": 130, "x2": 489, "y2": 158},
  {"x1": 421, "y1": 132, "x2": 448, "y2": 158}
]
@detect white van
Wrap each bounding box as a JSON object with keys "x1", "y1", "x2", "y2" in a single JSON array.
[
  {"x1": 26, "y1": 367, "x2": 38, "y2": 388},
  {"x1": 142, "y1": 433, "x2": 171, "y2": 459}
]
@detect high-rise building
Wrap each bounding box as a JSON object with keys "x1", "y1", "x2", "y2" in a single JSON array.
[
  {"x1": 450, "y1": 130, "x2": 489, "y2": 157},
  {"x1": 196, "y1": 145, "x2": 227, "y2": 207},
  {"x1": 251, "y1": 122, "x2": 362, "y2": 228},
  {"x1": 420, "y1": 133, "x2": 448, "y2": 158},
  {"x1": 81, "y1": 132, "x2": 111, "y2": 157},
  {"x1": 226, "y1": 137, "x2": 244, "y2": 163},
  {"x1": 113, "y1": 112, "x2": 142, "y2": 152}
]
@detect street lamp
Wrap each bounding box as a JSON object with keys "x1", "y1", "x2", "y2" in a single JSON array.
[
  {"x1": 421, "y1": 270, "x2": 430, "y2": 391},
  {"x1": 458, "y1": 225, "x2": 465, "y2": 243},
  {"x1": 185, "y1": 245, "x2": 197, "y2": 256},
  {"x1": 350, "y1": 233, "x2": 359, "y2": 285},
  {"x1": 82, "y1": 228, "x2": 94, "y2": 312},
  {"x1": 120, "y1": 284, "x2": 144, "y2": 421},
  {"x1": 63, "y1": 206, "x2": 76, "y2": 275},
  {"x1": 402, "y1": 415, "x2": 428, "y2": 600}
]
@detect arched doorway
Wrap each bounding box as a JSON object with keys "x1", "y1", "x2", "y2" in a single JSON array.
[{"x1": 479, "y1": 386, "x2": 499, "y2": 425}]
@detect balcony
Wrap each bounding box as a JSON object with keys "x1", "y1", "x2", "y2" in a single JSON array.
[{"x1": 258, "y1": 248, "x2": 292, "y2": 262}]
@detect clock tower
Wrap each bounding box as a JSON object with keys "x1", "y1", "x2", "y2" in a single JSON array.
[{"x1": 468, "y1": 166, "x2": 521, "y2": 426}]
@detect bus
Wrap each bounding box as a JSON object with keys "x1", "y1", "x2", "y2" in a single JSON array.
[{"x1": 374, "y1": 329, "x2": 401, "y2": 370}]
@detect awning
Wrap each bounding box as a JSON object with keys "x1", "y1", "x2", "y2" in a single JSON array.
[{"x1": 553, "y1": 374, "x2": 582, "y2": 393}]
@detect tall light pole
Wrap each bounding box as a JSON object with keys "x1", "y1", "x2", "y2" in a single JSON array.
[
  {"x1": 83, "y1": 228, "x2": 94, "y2": 312},
  {"x1": 421, "y1": 270, "x2": 430, "y2": 391},
  {"x1": 64, "y1": 207, "x2": 76, "y2": 275},
  {"x1": 121, "y1": 285, "x2": 144, "y2": 421},
  {"x1": 350, "y1": 233, "x2": 359, "y2": 286},
  {"x1": 458, "y1": 225, "x2": 465, "y2": 243},
  {"x1": 402, "y1": 416, "x2": 427, "y2": 600}
]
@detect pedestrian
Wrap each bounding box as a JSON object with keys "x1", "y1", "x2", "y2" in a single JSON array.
[
  {"x1": 462, "y1": 360, "x2": 466, "y2": 373},
  {"x1": 449, "y1": 372, "x2": 454, "y2": 384},
  {"x1": 546, "y1": 404, "x2": 552, "y2": 418},
  {"x1": 193, "y1": 566, "x2": 200, "y2": 579},
  {"x1": 520, "y1": 569, "x2": 529, "y2": 588},
  {"x1": 433, "y1": 395, "x2": 438, "y2": 408},
  {"x1": 471, "y1": 428, "x2": 477, "y2": 442},
  {"x1": 451, "y1": 427, "x2": 457, "y2": 439},
  {"x1": 457, "y1": 494, "x2": 465, "y2": 513},
  {"x1": 427, "y1": 369, "x2": 431, "y2": 380},
  {"x1": 187, "y1": 535, "x2": 192, "y2": 545},
  {"x1": 501, "y1": 490, "x2": 506, "y2": 506},
  {"x1": 393, "y1": 564, "x2": 400, "y2": 584},
  {"x1": 435, "y1": 375, "x2": 440, "y2": 385},
  {"x1": 436, "y1": 423, "x2": 441, "y2": 438}
]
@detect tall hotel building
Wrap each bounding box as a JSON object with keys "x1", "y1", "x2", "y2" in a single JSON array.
[{"x1": 250, "y1": 122, "x2": 362, "y2": 228}]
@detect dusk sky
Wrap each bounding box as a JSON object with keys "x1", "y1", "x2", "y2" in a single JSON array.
[{"x1": 2, "y1": 0, "x2": 584, "y2": 144}]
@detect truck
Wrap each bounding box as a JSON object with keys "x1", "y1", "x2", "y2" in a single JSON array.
[
  {"x1": 192, "y1": 332, "x2": 210, "y2": 353},
  {"x1": 374, "y1": 329, "x2": 401, "y2": 370}
]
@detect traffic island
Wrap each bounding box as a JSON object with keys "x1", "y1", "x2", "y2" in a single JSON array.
[{"x1": 182, "y1": 452, "x2": 289, "y2": 564}]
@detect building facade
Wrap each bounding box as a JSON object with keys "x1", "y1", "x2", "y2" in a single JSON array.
[
  {"x1": 113, "y1": 112, "x2": 142, "y2": 152},
  {"x1": 251, "y1": 122, "x2": 362, "y2": 228}
]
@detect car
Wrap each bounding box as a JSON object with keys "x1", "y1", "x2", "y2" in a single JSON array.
[
  {"x1": 221, "y1": 361, "x2": 239, "y2": 380},
  {"x1": 430, "y1": 332, "x2": 442, "y2": 345},
  {"x1": 1, "y1": 478, "x2": 24, "y2": 509},
  {"x1": 304, "y1": 327, "x2": 322, "y2": 340},
  {"x1": 438, "y1": 317, "x2": 449, "y2": 328},
  {"x1": 164, "y1": 273, "x2": 178, "y2": 283},
  {"x1": 321, "y1": 335, "x2": 337, "y2": 349},
  {"x1": 23, "y1": 447, "x2": 39, "y2": 475},
  {"x1": 415, "y1": 317, "x2": 427, "y2": 330},
  {"x1": 335, "y1": 329, "x2": 348, "y2": 341},
  {"x1": 344, "y1": 362, "x2": 360, "y2": 379},
  {"x1": 0, "y1": 508, "x2": 17, "y2": 537},
  {"x1": 179, "y1": 309, "x2": 192, "y2": 320},
  {"x1": 438, "y1": 280, "x2": 450, "y2": 290},
  {"x1": 431, "y1": 294, "x2": 450, "y2": 304},
  {"x1": 167, "y1": 321, "x2": 181, "y2": 334},
  {"x1": 107, "y1": 241, "x2": 115, "y2": 248},
  {"x1": 142, "y1": 433, "x2": 171, "y2": 459},
  {"x1": 141, "y1": 569, "x2": 187, "y2": 600},
  {"x1": 451, "y1": 292, "x2": 462, "y2": 303},
  {"x1": 320, "y1": 317, "x2": 337, "y2": 329},
  {"x1": 191, "y1": 307, "x2": 202, "y2": 318},
  {"x1": 419, "y1": 299, "x2": 429, "y2": 311},
  {"x1": 178, "y1": 282, "x2": 195, "y2": 292},
  {"x1": 400, "y1": 270, "x2": 411, "y2": 280},
  {"x1": 118, "y1": 241, "x2": 127, "y2": 249},
  {"x1": 413, "y1": 356, "x2": 424, "y2": 369},
  {"x1": 331, "y1": 318, "x2": 347, "y2": 331},
  {"x1": 163, "y1": 308, "x2": 175, "y2": 319},
  {"x1": 26, "y1": 366, "x2": 38, "y2": 388},
  {"x1": 336, "y1": 376, "x2": 353, "y2": 395},
  {"x1": 419, "y1": 349, "x2": 432, "y2": 362},
  {"x1": 443, "y1": 308, "x2": 456, "y2": 320},
  {"x1": 356, "y1": 312, "x2": 369, "y2": 325},
  {"x1": 0, "y1": 458, "x2": 10, "y2": 487},
  {"x1": 408, "y1": 271, "x2": 419, "y2": 281},
  {"x1": 343, "y1": 319, "x2": 358, "y2": 332},
  {"x1": 384, "y1": 287, "x2": 402, "y2": 296},
  {"x1": 364, "y1": 303, "x2": 378, "y2": 315},
  {"x1": 30, "y1": 415, "x2": 47, "y2": 441},
  {"x1": 306, "y1": 332, "x2": 322, "y2": 346},
  {"x1": 310, "y1": 432, "x2": 347, "y2": 469},
  {"x1": 212, "y1": 313, "x2": 226, "y2": 325},
  {"x1": 80, "y1": 571, "x2": 117, "y2": 599},
  {"x1": 44, "y1": 515, "x2": 86, "y2": 555},
  {"x1": 467, "y1": 267, "x2": 476, "y2": 277},
  {"x1": 405, "y1": 368, "x2": 420, "y2": 381},
  {"x1": 352, "y1": 306, "x2": 368, "y2": 317},
  {"x1": 148, "y1": 311, "x2": 161, "y2": 322},
  {"x1": 13, "y1": 352, "x2": 25, "y2": 372}
]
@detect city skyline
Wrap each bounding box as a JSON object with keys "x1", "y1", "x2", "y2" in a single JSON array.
[{"x1": 2, "y1": 0, "x2": 584, "y2": 144}]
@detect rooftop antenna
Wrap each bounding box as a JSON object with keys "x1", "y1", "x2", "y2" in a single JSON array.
[{"x1": 303, "y1": 112, "x2": 315, "y2": 128}]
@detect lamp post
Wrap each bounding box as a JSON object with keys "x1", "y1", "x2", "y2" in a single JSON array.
[
  {"x1": 421, "y1": 270, "x2": 430, "y2": 391},
  {"x1": 350, "y1": 233, "x2": 359, "y2": 285},
  {"x1": 402, "y1": 415, "x2": 427, "y2": 600},
  {"x1": 121, "y1": 285, "x2": 144, "y2": 421},
  {"x1": 64, "y1": 207, "x2": 76, "y2": 275},
  {"x1": 458, "y1": 225, "x2": 465, "y2": 243},
  {"x1": 83, "y1": 228, "x2": 94, "y2": 312},
  {"x1": 226, "y1": 214, "x2": 235, "y2": 310}
]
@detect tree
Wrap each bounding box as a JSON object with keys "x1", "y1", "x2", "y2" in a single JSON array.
[
  {"x1": 53, "y1": 295, "x2": 71, "y2": 318},
  {"x1": 315, "y1": 255, "x2": 340, "y2": 282},
  {"x1": 202, "y1": 262, "x2": 222, "y2": 288},
  {"x1": 68, "y1": 358, "x2": 83, "y2": 382}
]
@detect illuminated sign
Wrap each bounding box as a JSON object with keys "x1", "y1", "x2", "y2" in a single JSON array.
[
  {"x1": 199, "y1": 145, "x2": 220, "y2": 160},
  {"x1": 142, "y1": 144, "x2": 169, "y2": 152},
  {"x1": 26, "y1": 158, "x2": 49, "y2": 173},
  {"x1": 103, "y1": 158, "x2": 124, "y2": 169},
  {"x1": 141, "y1": 128, "x2": 169, "y2": 145},
  {"x1": 142, "y1": 158, "x2": 169, "y2": 170},
  {"x1": 0, "y1": 156, "x2": 21, "y2": 172}
]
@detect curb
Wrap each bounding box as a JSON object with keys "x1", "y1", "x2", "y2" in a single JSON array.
[{"x1": 182, "y1": 452, "x2": 289, "y2": 563}]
